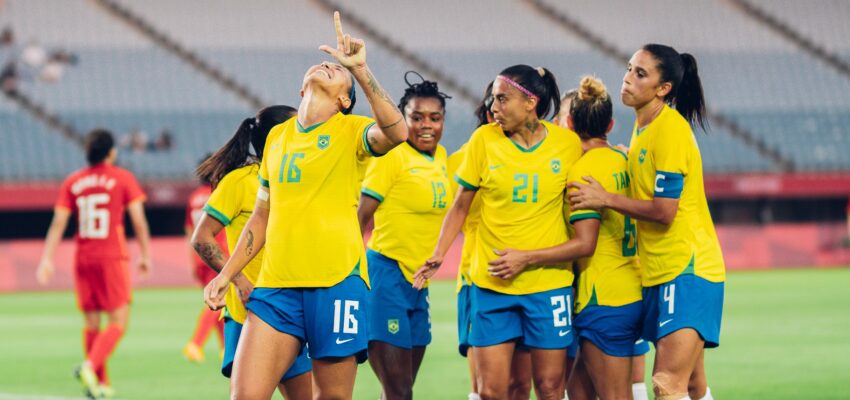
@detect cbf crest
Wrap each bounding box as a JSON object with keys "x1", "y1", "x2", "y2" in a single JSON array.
[
  {"x1": 387, "y1": 319, "x2": 400, "y2": 334},
  {"x1": 638, "y1": 148, "x2": 647, "y2": 164},
  {"x1": 317, "y1": 134, "x2": 330, "y2": 150},
  {"x1": 551, "y1": 159, "x2": 561, "y2": 173}
]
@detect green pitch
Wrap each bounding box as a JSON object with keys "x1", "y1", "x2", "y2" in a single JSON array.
[{"x1": 2, "y1": 268, "x2": 849, "y2": 399}]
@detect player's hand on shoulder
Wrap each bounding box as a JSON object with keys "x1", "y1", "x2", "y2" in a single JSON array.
[
  {"x1": 319, "y1": 11, "x2": 366, "y2": 70},
  {"x1": 568, "y1": 175, "x2": 608, "y2": 211},
  {"x1": 412, "y1": 255, "x2": 443, "y2": 290},
  {"x1": 36, "y1": 259, "x2": 54, "y2": 286}
]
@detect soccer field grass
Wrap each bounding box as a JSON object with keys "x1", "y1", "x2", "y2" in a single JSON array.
[{"x1": 2, "y1": 268, "x2": 849, "y2": 399}]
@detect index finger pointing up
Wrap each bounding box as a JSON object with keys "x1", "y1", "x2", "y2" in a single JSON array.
[{"x1": 334, "y1": 11, "x2": 344, "y2": 46}]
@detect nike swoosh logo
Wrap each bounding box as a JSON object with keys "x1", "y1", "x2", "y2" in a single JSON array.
[
  {"x1": 488, "y1": 164, "x2": 503, "y2": 170},
  {"x1": 335, "y1": 337, "x2": 354, "y2": 345},
  {"x1": 659, "y1": 319, "x2": 673, "y2": 328},
  {"x1": 558, "y1": 329, "x2": 571, "y2": 337}
]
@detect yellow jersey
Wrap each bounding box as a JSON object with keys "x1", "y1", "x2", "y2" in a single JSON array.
[
  {"x1": 258, "y1": 113, "x2": 377, "y2": 288},
  {"x1": 567, "y1": 147, "x2": 641, "y2": 314},
  {"x1": 455, "y1": 121, "x2": 582, "y2": 295},
  {"x1": 204, "y1": 164, "x2": 263, "y2": 324},
  {"x1": 362, "y1": 142, "x2": 452, "y2": 284},
  {"x1": 447, "y1": 143, "x2": 483, "y2": 292},
  {"x1": 628, "y1": 105, "x2": 725, "y2": 286}
]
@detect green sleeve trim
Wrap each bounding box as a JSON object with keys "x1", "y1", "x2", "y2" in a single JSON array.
[
  {"x1": 361, "y1": 187, "x2": 384, "y2": 202},
  {"x1": 202, "y1": 204, "x2": 232, "y2": 226},
  {"x1": 569, "y1": 211, "x2": 601, "y2": 224},
  {"x1": 258, "y1": 175, "x2": 270, "y2": 188},
  {"x1": 454, "y1": 175, "x2": 478, "y2": 191},
  {"x1": 362, "y1": 122, "x2": 382, "y2": 157}
]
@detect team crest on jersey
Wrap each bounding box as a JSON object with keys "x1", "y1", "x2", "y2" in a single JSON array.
[
  {"x1": 638, "y1": 148, "x2": 647, "y2": 164},
  {"x1": 317, "y1": 135, "x2": 330, "y2": 150},
  {"x1": 387, "y1": 319, "x2": 400, "y2": 334},
  {"x1": 551, "y1": 159, "x2": 561, "y2": 173}
]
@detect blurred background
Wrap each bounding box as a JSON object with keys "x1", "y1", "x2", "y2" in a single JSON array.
[{"x1": 0, "y1": 1, "x2": 848, "y2": 398}]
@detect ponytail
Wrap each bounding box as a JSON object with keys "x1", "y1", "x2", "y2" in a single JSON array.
[
  {"x1": 497, "y1": 65, "x2": 561, "y2": 120},
  {"x1": 676, "y1": 53, "x2": 707, "y2": 131},
  {"x1": 196, "y1": 105, "x2": 297, "y2": 186},
  {"x1": 196, "y1": 118, "x2": 255, "y2": 186},
  {"x1": 642, "y1": 44, "x2": 708, "y2": 132}
]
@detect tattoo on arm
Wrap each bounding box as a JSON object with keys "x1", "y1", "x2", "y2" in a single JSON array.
[
  {"x1": 380, "y1": 117, "x2": 403, "y2": 130},
  {"x1": 365, "y1": 70, "x2": 395, "y2": 107},
  {"x1": 192, "y1": 242, "x2": 225, "y2": 272},
  {"x1": 246, "y1": 230, "x2": 254, "y2": 257}
]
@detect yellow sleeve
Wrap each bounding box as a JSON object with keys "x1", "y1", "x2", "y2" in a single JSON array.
[
  {"x1": 204, "y1": 171, "x2": 247, "y2": 226},
  {"x1": 447, "y1": 146, "x2": 465, "y2": 195},
  {"x1": 653, "y1": 123, "x2": 691, "y2": 199},
  {"x1": 455, "y1": 129, "x2": 485, "y2": 190},
  {"x1": 567, "y1": 160, "x2": 601, "y2": 223},
  {"x1": 361, "y1": 150, "x2": 400, "y2": 202},
  {"x1": 348, "y1": 114, "x2": 379, "y2": 159}
]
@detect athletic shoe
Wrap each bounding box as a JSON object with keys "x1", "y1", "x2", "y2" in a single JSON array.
[
  {"x1": 182, "y1": 342, "x2": 205, "y2": 363},
  {"x1": 74, "y1": 362, "x2": 101, "y2": 399},
  {"x1": 99, "y1": 385, "x2": 115, "y2": 399}
]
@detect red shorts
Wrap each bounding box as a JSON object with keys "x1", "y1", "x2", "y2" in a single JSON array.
[
  {"x1": 74, "y1": 257, "x2": 131, "y2": 312},
  {"x1": 194, "y1": 263, "x2": 217, "y2": 286}
]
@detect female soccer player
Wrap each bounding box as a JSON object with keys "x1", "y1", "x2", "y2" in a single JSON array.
[
  {"x1": 415, "y1": 65, "x2": 582, "y2": 400},
  {"x1": 203, "y1": 11, "x2": 408, "y2": 400},
  {"x1": 37, "y1": 129, "x2": 151, "y2": 399},
  {"x1": 191, "y1": 105, "x2": 312, "y2": 399},
  {"x1": 182, "y1": 165, "x2": 225, "y2": 363},
  {"x1": 356, "y1": 71, "x2": 451, "y2": 400},
  {"x1": 450, "y1": 80, "x2": 533, "y2": 400},
  {"x1": 492, "y1": 76, "x2": 643, "y2": 399},
  {"x1": 569, "y1": 44, "x2": 725, "y2": 400}
]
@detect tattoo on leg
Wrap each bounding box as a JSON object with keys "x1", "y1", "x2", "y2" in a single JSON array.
[{"x1": 246, "y1": 231, "x2": 254, "y2": 257}]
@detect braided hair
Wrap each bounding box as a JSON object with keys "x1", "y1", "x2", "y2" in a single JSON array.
[{"x1": 397, "y1": 71, "x2": 451, "y2": 114}]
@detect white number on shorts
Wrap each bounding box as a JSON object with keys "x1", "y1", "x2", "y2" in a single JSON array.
[
  {"x1": 550, "y1": 295, "x2": 571, "y2": 328},
  {"x1": 333, "y1": 299, "x2": 359, "y2": 334},
  {"x1": 663, "y1": 284, "x2": 676, "y2": 315},
  {"x1": 76, "y1": 193, "x2": 110, "y2": 239}
]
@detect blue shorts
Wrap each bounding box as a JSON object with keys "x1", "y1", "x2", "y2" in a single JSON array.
[
  {"x1": 469, "y1": 285, "x2": 575, "y2": 349},
  {"x1": 567, "y1": 337, "x2": 579, "y2": 359},
  {"x1": 633, "y1": 338, "x2": 650, "y2": 356},
  {"x1": 366, "y1": 250, "x2": 431, "y2": 349},
  {"x1": 457, "y1": 284, "x2": 472, "y2": 357},
  {"x1": 246, "y1": 275, "x2": 370, "y2": 363},
  {"x1": 574, "y1": 301, "x2": 643, "y2": 357},
  {"x1": 641, "y1": 274, "x2": 724, "y2": 348},
  {"x1": 221, "y1": 317, "x2": 312, "y2": 381}
]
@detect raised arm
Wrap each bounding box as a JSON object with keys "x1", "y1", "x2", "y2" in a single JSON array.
[
  {"x1": 36, "y1": 208, "x2": 71, "y2": 285},
  {"x1": 127, "y1": 200, "x2": 152, "y2": 276},
  {"x1": 319, "y1": 11, "x2": 408, "y2": 155},
  {"x1": 412, "y1": 187, "x2": 475, "y2": 289},
  {"x1": 568, "y1": 176, "x2": 678, "y2": 225},
  {"x1": 203, "y1": 187, "x2": 269, "y2": 310}
]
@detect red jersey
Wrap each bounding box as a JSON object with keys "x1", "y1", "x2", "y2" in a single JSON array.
[
  {"x1": 185, "y1": 185, "x2": 228, "y2": 268},
  {"x1": 55, "y1": 163, "x2": 146, "y2": 260}
]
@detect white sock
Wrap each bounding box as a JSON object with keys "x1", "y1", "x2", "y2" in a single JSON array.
[
  {"x1": 632, "y1": 382, "x2": 649, "y2": 400},
  {"x1": 698, "y1": 387, "x2": 713, "y2": 400},
  {"x1": 563, "y1": 389, "x2": 569, "y2": 400},
  {"x1": 468, "y1": 393, "x2": 481, "y2": 400}
]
